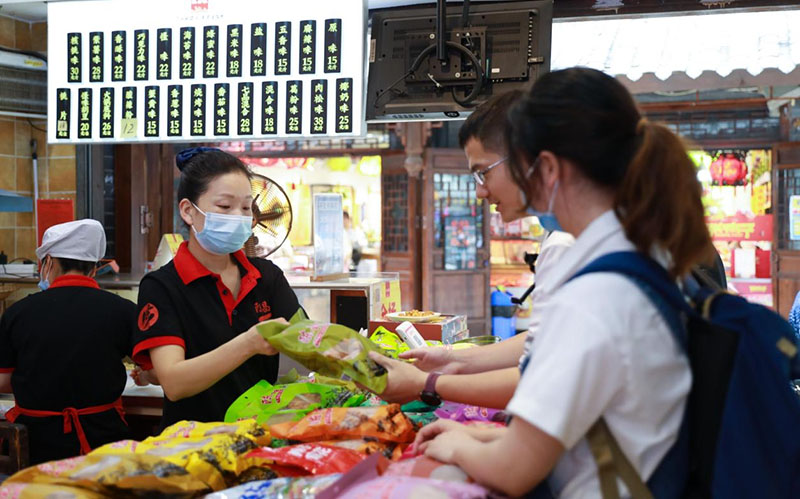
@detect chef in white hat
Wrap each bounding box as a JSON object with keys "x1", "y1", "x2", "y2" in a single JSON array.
[{"x1": 0, "y1": 219, "x2": 144, "y2": 464}]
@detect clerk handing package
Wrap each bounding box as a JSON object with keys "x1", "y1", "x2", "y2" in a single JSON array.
[
  {"x1": 0, "y1": 220, "x2": 138, "y2": 464},
  {"x1": 131, "y1": 148, "x2": 300, "y2": 429}
]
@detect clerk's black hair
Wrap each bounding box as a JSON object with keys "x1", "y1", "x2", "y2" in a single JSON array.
[
  {"x1": 176, "y1": 148, "x2": 252, "y2": 204},
  {"x1": 54, "y1": 257, "x2": 95, "y2": 275}
]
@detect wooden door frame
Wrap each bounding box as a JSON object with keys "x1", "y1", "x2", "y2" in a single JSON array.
[{"x1": 772, "y1": 142, "x2": 800, "y2": 316}]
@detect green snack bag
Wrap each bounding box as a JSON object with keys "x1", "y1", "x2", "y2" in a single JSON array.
[
  {"x1": 224, "y1": 381, "x2": 348, "y2": 425},
  {"x1": 369, "y1": 327, "x2": 409, "y2": 359},
  {"x1": 257, "y1": 315, "x2": 389, "y2": 394}
]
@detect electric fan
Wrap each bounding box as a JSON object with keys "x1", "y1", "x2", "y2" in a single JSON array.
[{"x1": 245, "y1": 173, "x2": 293, "y2": 258}]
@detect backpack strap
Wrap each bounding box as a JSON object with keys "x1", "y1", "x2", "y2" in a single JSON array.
[{"x1": 587, "y1": 419, "x2": 654, "y2": 499}]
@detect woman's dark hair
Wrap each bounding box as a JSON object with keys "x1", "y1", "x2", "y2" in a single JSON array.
[
  {"x1": 55, "y1": 257, "x2": 96, "y2": 275},
  {"x1": 176, "y1": 148, "x2": 252, "y2": 204},
  {"x1": 506, "y1": 67, "x2": 714, "y2": 277}
]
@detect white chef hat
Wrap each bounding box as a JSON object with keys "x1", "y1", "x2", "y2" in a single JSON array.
[{"x1": 35, "y1": 219, "x2": 106, "y2": 262}]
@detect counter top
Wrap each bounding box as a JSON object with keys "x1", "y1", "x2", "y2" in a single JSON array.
[{"x1": 0, "y1": 273, "x2": 144, "y2": 289}]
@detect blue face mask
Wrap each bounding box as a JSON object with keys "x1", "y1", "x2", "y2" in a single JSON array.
[
  {"x1": 192, "y1": 203, "x2": 253, "y2": 255},
  {"x1": 519, "y1": 157, "x2": 563, "y2": 233},
  {"x1": 38, "y1": 257, "x2": 50, "y2": 291}
]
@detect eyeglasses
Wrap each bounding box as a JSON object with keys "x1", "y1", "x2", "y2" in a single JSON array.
[{"x1": 472, "y1": 157, "x2": 507, "y2": 186}]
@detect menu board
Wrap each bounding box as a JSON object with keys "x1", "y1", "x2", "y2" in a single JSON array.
[{"x1": 47, "y1": 0, "x2": 366, "y2": 143}]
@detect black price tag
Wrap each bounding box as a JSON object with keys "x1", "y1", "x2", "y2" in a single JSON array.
[
  {"x1": 89, "y1": 32, "x2": 103, "y2": 82},
  {"x1": 78, "y1": 88, "x2": 92, "y2": 139},
  {"x1": 191, "y1": 84, "x2": 206, "y2": 136},
  {"x1": 299, "y1": 20, "x2": 316, "y2": 75},
  {"x1": 122, "y1": 86, "x2": 137, "y2": 119},
  {"x1": 56, "y1": 89, "x2": 71, "y2": 139},
  {"x1": 238, "y1": 82, "x2": 253, "y2": 135},
  {"x1": 180, "y1": 27, "x2": 196, "y2": 79},
  {"x1": 227, "y1": 24, "x2": 243, "y2": 77},
  {"x1": 168, "y1": 85, "x2": 183, "y2": 137},
  {"x1": 261, "y1": 81, "x2": 278, "y2": 135},
  {"x1": 214, "y1": 83, "x2": 230, "y2": 136},
  {"x1": 145, "y1": 86, "x2": 160, "y2": 137},
  {"x1": 157, "y1": 28, "x2": 172, "y2": 80},
  {"x1": 112, "y1": 31, "x2": 126, "y2": 81},
  {"x1": 67, "y1": 33, "x2": 81, "y2": 82},
  {"x1": 324, "y1": 19, "x2": 341, "y2": 73},
  {"x1": 203, "y1": 26, "x2": 219, "y2": 78},
  {"x1": 335, "y1": 77, "x2": 352, "y2": 133},
  {"x1": 310, "y1": 79, "x2": 327, "y2": 134},
  {"x1": 286, "y1": 80, "x2": 302, "y2": 135},
  {"x1": 134, "y1": 29, "x2": 149, "y2": 81},
  {"x1": 100, "y1": 87, "x2": 114, "y2": 138},
  {"x1": 250, "y1": 23, "x2": 267, "y2": 76},
  {"x1": 274, "y1": 21, "x2": 291, "y2": 76}
]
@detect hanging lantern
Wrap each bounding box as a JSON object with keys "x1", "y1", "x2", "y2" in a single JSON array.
[{"x1": 709, "y1": 153, "x2": 748, "y2": 186}]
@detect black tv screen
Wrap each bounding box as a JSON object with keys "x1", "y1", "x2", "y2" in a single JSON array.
[{"x1": 366, "y1": 0, "x2": 552, "y2": 122}]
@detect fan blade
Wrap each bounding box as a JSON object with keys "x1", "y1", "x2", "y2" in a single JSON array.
[{"x1": 257, "y1": 221, "x2": 278, "y2": 237}]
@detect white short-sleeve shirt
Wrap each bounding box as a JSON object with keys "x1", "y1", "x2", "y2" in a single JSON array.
[{"x1": 506, "y1": 211, "x2": 691, "y2": 499}]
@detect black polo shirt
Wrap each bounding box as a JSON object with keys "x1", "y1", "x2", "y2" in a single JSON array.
[
  {"x1": 0, "y1": 274, "x2": 135, "y2": 464},
  {"x1": 132, "y1": 242, "x2": 300, "y2": 429}
]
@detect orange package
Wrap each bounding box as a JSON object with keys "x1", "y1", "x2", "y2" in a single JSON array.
[
  {"x1": 270, "y1": 405, "x2": 416, "y2": 444},
  {"x1": 320, "y1": 439, "x2": 408, "y2": 461}
]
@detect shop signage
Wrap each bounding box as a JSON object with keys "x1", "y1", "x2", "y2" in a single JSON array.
[
  {"x1": 706, "y1": 214, "x2": 773, "y2": 242},
  {"x1": 47, "y1": 0, "x2": 366, "y2": 143},
  {"x1": 790, "y1": 195, "x2": 800, "y2": 241},
  {"x1": 730, "y1": 280, "x2": 773, "y2": 309}
]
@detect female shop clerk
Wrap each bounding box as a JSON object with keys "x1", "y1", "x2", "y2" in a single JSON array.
[
  {"x1": 132, "y1": 148, "x2": 300, "y2": 429},
  {"x1": 414, "y1": 68, "x2": 716, "y2": 498}
]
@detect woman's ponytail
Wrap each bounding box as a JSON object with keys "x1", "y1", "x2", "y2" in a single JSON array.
[{"x1": 615, "y1": 120, "x2": 715, "y2": 277}]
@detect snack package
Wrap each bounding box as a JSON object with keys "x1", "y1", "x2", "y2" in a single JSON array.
[
  {"x1": 269, "y1": 405, "x2": 416, "y2": 443},
  {"x1": 320, "y1": 439, "x2": 407, "y2": 461},
  {"x1": 205, "y1": 474, "x2": 342, "y2": 499},
  {"x1": 405, "y1": 411, "x2": 439, "y2": 428},
  {"x1": 0, "y1": 482, "x2": 106, "y2": 499},
  {"x1": 242, "y1": 444, "x2": 365, "y2": 477},
  {"x1": 93, "y1": 420, "x2": 271, "y2": 491},
  {"x1": 258, "y1": 309, "x2": 388, "y2": 393},
  {"x1": 336, "y1": 476, "x2": 491, "y2": 499},
  {"x1": 434, "y1": 402, "x2": 507, "y2": 423},
  {"x1": 384, "y1": 456, "x2": 471, "y2": 483},
  {"x1": 224, "y1": 380, "x2": 365, "y2": 426},
  {"x1": 369, "y1": 327, "x2": 409, "y2": 359},
  {"x1": 2, "y1": 453, "x2": 209, "y2": 497}
]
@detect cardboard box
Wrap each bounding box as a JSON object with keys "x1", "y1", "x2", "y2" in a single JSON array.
[{"x1": 369, "y1": 315, "x2": 468, "y2": 344}]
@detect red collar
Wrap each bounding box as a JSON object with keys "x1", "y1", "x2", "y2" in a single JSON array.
[
  {"x1": 173, "y1": 241, "x2": 261, "y2": 285},
  {"x1": 49, "y1": 274, "x2": 101, "y2": 289}
]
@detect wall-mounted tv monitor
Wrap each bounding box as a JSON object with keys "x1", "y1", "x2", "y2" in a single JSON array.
[{"x1": 366, "y1": 0, "x2": 552, "y2": 122}]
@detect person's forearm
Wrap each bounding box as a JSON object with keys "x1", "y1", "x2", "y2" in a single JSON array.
[
  {"x1": 154, "y1": 336, "x2": 256, "y2": 401},
  {"x1": 452, "y1": 334, "x2": 526, "y2": 374},
  {"x1": 436, "y1": 367, "x2": 520, "y2": 409},
  {"x1": 451, "y1": 437, "x2": 545, "y2": 497}
]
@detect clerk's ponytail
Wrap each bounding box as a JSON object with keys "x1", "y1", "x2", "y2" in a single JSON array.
[{"x1": 506, "y1": 68, "x2": 714, "y2": 277}]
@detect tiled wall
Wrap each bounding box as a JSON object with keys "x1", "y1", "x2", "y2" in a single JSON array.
[{"x1": 0, "y1": 16, "x2": 77, "y2": 261}]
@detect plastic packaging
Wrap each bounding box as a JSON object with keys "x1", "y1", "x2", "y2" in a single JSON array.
[
  {"x1": 205, "y1": 474, "x2": 342, "y2": 499},
  {"x1": 336, "y1": 476, "x2": 490, "y2": 499},
  {"x1": 242, "y1": 443, "x2": 365, "y2": 477},
  {"x1": 394, "y1": 321, "x2": 427, "y2": 350},
  {"x1": 269, "y1": 405, "x2": 416, "y2": 444}
]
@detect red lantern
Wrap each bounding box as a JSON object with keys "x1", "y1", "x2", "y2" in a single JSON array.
[{"x1": 709, "y1": 153, "x2": 748, "y2": 186}]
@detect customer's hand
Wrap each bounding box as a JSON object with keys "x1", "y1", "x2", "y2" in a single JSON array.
[
  {"x1": 368, "y1": 351, "x2": 428, "y2": 404},
  {"x1": 399, "y1": 346, "x2": 464, "y2": 374},
  {"x1": 413, "y1": 419, "x2": 466, "y2": 452}
]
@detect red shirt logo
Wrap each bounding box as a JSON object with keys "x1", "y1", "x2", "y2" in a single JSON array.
[{"x1": 138, "y1": 303, "x2": 159, "y2": 331}]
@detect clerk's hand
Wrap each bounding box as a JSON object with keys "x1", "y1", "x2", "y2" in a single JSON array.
[
  {"x1": 399, "y1": 346, "x2": 463, "y2": 374},
  {"x1": 243, "y1": 318, "x2": 287, "y2": 356},
  {"x1": 131, "y1": 366, "x2": 160, "y2": 386},
  {"x1": 368, "y1": 351, "x2": 427, "y2": 404}
]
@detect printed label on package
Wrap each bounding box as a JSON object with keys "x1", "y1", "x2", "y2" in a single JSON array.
[
  {"x1": 214, "y1": 83, "x2": 230, "y2": 136},
  {"x1": 111, "y1": 31, "x2": 126, "y2": 81},
  {"x1": 324, "y1": 19, "x2": 341, "y2": 73},
  {"x1": 286, "y1": 80, "x2": 302, "y2": 134},
  {"x1": 180, "y1": 27, "x2": 196, "y2": 79},
  {"x1": 335, "y1": 77, "x2": 352, "y2": 133},
  {"x1": 89, "y1": 32, "x2": 103, "y2": 82},
  {"x1": 262, "y1": 81, "x2": 278, "y2": 135},
  {"x1": 275, "y1": 21, "x2": 291, "y2": 75},
  {"x1": 310, "y1": 79, "x2": 327, "y2": 134},
  {"x1": 167, "y1": 84, "x2": 183, "y2": 137},
  {"x1": 203, "y1": 26, "x2": 219, "y2": 78},
  {"x1": 134, "y1": 29, "x2": 149, "y2": 81},
  {"x1": 191, "y1": 84, "x2": 206, "y2": 136},
  {"x1": 157, "y1": 28, "x2": 172, "y2": 80},
  {"x1": 226, "y1": 24, "x2": 243, "y2": 77},
  {"x1": 67, "y1": 33, "x2": 81, "y2": 82},
  {"x1": 99, "y1": 87, "x2": 114, "y2": 138},
  {"x1": 56, "y1": 89, "x2": 70, "y2": 139},
  {"x1": 78, "y1": 88, "x2": 92, "y2": 139},
  {"x1": 299, "y1": 20, "x2": 316, "y2": 75},
  {"x1": 250, "y1": 23, "x2": 267, "y2": 76},
  {"x1": 238, "y1": 82, "x2": 253, "y2": 135},
  {"x1": 145, "y1": 86, "x2": 159, "y2": 137}
]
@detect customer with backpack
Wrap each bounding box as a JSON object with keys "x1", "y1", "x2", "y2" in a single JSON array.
[{"x1": 412, "y1": 67, "x2": 718, "y2": 498}]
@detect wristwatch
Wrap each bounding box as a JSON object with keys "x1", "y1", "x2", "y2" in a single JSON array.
[{"x1": 419, "y1": 371, "x2": 443, "y2": 406}]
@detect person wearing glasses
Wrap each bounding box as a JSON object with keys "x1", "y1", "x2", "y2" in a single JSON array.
[{"x1": 369, "y1": 90, "x2": 574, "y2": 408}]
